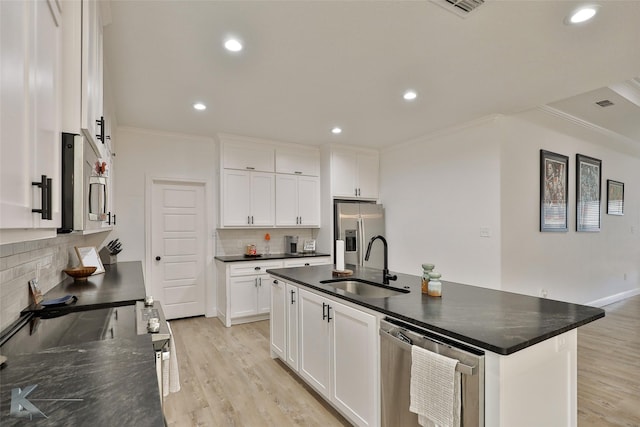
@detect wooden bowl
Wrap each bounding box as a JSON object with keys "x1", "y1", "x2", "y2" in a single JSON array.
[{"x1": 64, "y1": 266, "x2": 97, "y2": 281}]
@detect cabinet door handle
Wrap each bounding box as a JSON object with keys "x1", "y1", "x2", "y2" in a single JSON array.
[
  {"x1": 247, "y1": 216, "x2": 251, "y2": 224},
  {"x1": 96, "y1": 116, "x2": 105, "y2": 143},
  {"x1": 327, "y1": 305, "x2": 332, "y2": 323},
  {"x1": 254, "y1": 266, "x2": 261, "y2": 271},
  {"x1": 32, "y1": 175, "x2": 52, "y2": 220},
  {"x1": 113, "y1": 214, "x2": 116, "y2": 225},
  {"x1": 255, "y1": 278, "x2": 258, "y2": 287},
  {"x1": 107, "y1": 212, "x2": 112, "y2": 225},
  {"x1": 290, "y1": 289, "x2": 295, "y2": 304},
  {"x1": 294, "y1": 171, "x2": 302, "y2": 175},
  {"x1": 355, "y1": 188, "x2": 358, "y2": 196},
  {"x1": 259, "y1": 277, "x2": 262, "y2": 287},
  {"x1": 304, "y1": 263, "x2": 310, "y2": 266},
  {"x1": 322, "y1": 302, "x2": 328, "y2": 320},
  {"x1": 273, "y1": 279, "x2": 278, "y2": 285},
  {"x1": 246, "y1": 166, "x2": 255, "y2": 170}
]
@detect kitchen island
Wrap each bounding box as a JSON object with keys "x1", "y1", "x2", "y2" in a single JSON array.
[{"x1": 267, "y1": 264, "x2": 604, "y2": 427}]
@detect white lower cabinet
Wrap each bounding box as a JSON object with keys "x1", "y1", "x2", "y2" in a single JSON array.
[
  {"x1": 285, "y1": 283, "x2": 300, "y2": 371},
  {"x1": 270, "y1": 278, "x2": 287, "y2": 360},
  {"x1": 270, "y1": 279, "x2": 301, "y2": 372},
  {"x1": 295, "y1": 287, "x2": 379, "y2": 427},
  {"x1": 217, "y1": 260, "x2": 283, "y2": 327}
]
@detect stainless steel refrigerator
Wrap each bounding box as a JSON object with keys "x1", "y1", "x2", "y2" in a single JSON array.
[{"x1": 334, "y1": 201, "x2": 385, "y2": 270}]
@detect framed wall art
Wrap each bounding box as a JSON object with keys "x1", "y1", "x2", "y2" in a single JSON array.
[
  {"x1": 576, "y1": 154, "x2": 601, "y2": 232},
  {"x1": 540, "y1": 150, "x2": 569, "y2": 232},
  {"x1": 606, "y1": 180, "x2": 624, "y2": 215}
]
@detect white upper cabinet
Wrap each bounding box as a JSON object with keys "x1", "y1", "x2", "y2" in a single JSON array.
[
  {"x1": 61, "y1": 0, "x2": 107, "y2": 157},
  {"x1": 276, "y1": 146, "x2": 320, "y2": 176},
  {"x1": 219, "y1": 134, "x2": 321, "y2": 229},
  {"x1": 81, "y1": 0, "x2": 105, "y2": 152},
  {"x1": 0, "y1": 0, "x2": 62, "y2": 234},
  {"x1": 331, "y1": 147, "x2": 379, "y2": 200},
  {"x1": 275, "y1": 175, "x2": 320, "y2": 227},
  {"x1": 221, "y1": 135, "x2": 275, "y2": 172},
  {"x1": 221, "y1": 170, "x2": 274, "y2": 227}
]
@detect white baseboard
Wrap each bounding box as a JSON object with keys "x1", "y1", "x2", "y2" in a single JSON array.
[{"x1": 586, "y1": 288, "x2": 640, "y2": 308}]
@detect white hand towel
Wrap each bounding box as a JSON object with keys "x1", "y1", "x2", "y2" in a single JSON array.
[
  {"x1": 163, "y1": 321, "x2": 181, "y2": 396},
  {"x1": 409, "y1": 345, "x2": 461, "y2": 427}
]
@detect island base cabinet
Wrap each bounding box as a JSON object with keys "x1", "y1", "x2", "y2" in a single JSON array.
[
  {"x1": 285, "y1": 283, "x2": 299, "y2": 371},
  {"x1": 299, "y1": 289, "x2": 332, "y2": 397},
  {"x1": 269, "y1": 278, "x2": 286, "y2": 360},
  {"x1": 331, "y1": 298, "x2": 378, "y2": 427},
  {"x1": 298, "y1": 288, "x2": 378, "y2": 427},
  {"x1": 485, "y1": 329, "x2": 577, "y2": 427}
]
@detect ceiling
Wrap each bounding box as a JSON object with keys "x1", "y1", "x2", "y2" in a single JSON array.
[{"x1": 103, "y1": 1, "x2": 640, "y2": 149}]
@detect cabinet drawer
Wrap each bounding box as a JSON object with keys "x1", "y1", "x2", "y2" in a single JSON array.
[
  {"x1": 229, "y1": 261, "x2": 283, "y2": 276},
  {"x1": 283, "y1": 257, "x2": 331, "y2": 268}
]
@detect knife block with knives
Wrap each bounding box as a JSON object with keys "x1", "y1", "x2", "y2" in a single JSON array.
[{"x1": 100, "y1": 239, "x2": 122, "y2": 265}]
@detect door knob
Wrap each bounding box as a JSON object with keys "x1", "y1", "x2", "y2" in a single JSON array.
[{"x1": 155, "y1": 256, "x2": 161, "y2": 261}]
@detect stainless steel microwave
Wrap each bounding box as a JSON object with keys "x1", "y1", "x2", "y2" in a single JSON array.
[{"x1": 58, "y1": 132, "x2": 108, "y2": 233}]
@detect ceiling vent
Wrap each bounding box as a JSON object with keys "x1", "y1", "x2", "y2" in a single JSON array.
[
  {"x1": 432, "y1": 0, "x2": 485, "y2": 18},
  {"x1": 595, "y1": 99, "x2": 615, "y2": 108}
]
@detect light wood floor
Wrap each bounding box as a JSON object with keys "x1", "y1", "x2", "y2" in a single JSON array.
[
  {"x1": 577, "y1": 293, "x2": 640, "y2": 427},
  {"x1": 165, "y1": 294, "x2": 640, "y2": 426},
  {"x1": 163, "y1": 317, "x2": 350, "y2": 426}
]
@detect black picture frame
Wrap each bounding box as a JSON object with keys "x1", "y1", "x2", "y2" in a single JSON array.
[
  {"x1": 540, "y1": 150, "x2": 569, "y2": 232},
  {"x1": 576, "y1": 154, "x2": 602, "y2": 232},
  {"x1": 606, "y1": 180, "x2": 624, "y2": 216}
]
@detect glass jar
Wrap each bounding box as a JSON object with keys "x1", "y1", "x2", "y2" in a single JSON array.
[
  {"x1": 428, "y1": 271, "x2": 442, "y2": 297},
  {"x1": 421, "y1": 263, "x2": 435, "y2": 294}
]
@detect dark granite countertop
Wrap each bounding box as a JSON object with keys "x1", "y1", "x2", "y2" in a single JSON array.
[
  {"x1": 266, "y1": 264, "x2": 605, "y2": 355},
  {"x1": 22, "y1": 261, "x2": 146, "y2": 316},
  {"x1": 215, "y1": 252, "x2": 330, "y2": 262},
  {"x1": 0, "y1": 335, "x2": 163, "y2": 426}
]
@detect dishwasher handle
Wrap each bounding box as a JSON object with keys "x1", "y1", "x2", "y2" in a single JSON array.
[{"x1": 379, "y1": 327, "x2": 477, "y2": 376}]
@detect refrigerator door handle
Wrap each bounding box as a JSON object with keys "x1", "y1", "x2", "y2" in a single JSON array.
[{"x1": 359, "y1": 217, "x2": 366, "y2": 267}]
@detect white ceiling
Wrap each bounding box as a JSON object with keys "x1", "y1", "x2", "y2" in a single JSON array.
[{"x1": 103, "y1": 1, "x2": 640, "y2": 148}]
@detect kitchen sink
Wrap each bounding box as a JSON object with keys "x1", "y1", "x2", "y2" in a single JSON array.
[{"x1": 320, "y1": 278, "x2": 409, "y2": 298}]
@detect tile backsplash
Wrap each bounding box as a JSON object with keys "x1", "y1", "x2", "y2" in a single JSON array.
[
  {"x1": 0, "y1": 232, "x2": 111, "y2": 331},
  {"x1": 215, "y1": 228, "x2": 319, "y2": 256}
]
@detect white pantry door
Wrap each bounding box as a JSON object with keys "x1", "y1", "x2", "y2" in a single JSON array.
[{"x1": 151, "y1": 181, "x2": 206, "y2": 319}]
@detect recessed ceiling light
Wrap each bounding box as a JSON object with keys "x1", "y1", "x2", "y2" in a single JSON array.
[
  {"x1": 224, "y1": 38, "x2": 243, "y2": 52},
  {"x1": 193, "y1": 103, "x2": 207, "y2": 111},
  {"x1": 567, "y1": 6, "x2": 598, "y2": 24},
  {"x1": 403, "y1": 90, "x2": 418, "y2": 101},
  {"x1": 331, "y1": 127, "x2": 342, "y2": 135}
]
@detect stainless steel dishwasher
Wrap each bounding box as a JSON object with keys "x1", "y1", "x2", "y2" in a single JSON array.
[{"x1": 380, "y1": 318, "x2": 485, "y2": 427}]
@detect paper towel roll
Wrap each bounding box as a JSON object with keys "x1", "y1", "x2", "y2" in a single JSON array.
[{"x1": 336, "y1": 240, "x2": 345, "y2": 271}]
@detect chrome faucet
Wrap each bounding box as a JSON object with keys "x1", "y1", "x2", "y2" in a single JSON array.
[{"x1": 364, "y1": 235, "x2": 398, "y2": 284}]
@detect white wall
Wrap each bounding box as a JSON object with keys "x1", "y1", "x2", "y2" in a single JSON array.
[
  {"x1": 380, "y1": 117, "x2": 503, "y2": 288},
  {"x1": 113, "y1": 127, "x2": 217, "y2": 315},
  {"x1": 380, "y1": 110, "x2": 640, "y2": 306},
  {"x1": 500, "y1": 110, "x2": 640, "y2": 305}
]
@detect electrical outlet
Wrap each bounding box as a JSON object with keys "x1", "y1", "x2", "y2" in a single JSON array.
[
  {"x1": 480, "y1": 227, "x2": 491, "y2": 238},
  {"x1": 555, "y1": 335, "x2": 567, "y2": 352},
  {"x1": 539, "y1": 289, "x2": 548, "y2": 298}
]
